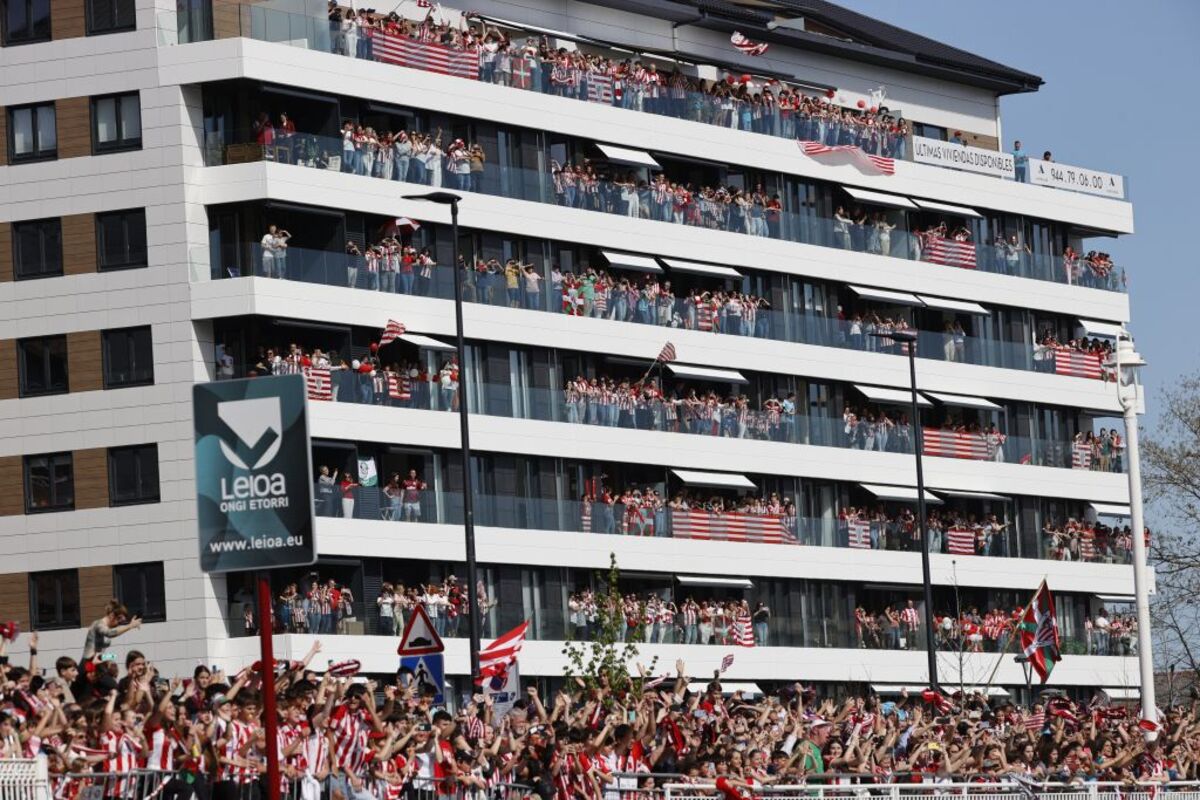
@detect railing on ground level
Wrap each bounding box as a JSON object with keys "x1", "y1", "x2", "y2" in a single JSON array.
[
  {"x1": 201, "y1": 123, "x2": 1126, "y2": 293},
  {"x1": 665, "y1": 783, "x2": 1200, "y2": 800},
  {"x1": 0, "y1": 759, "x2": 50, "y2": 800},
  {"x1": 160, "y1": 4, "x2": 1129, "y2": 204}
]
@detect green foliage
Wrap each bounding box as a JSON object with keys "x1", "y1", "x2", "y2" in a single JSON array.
[{"x1": 561, "y1": 554, "x2": 657, "y2": 706}]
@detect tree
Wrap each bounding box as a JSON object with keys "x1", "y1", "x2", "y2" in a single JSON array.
[
  {"x1": 561, "y1": 554, "x2": 657, "y2": 706},
  {"x1": 1143, "y1": 372, "x2": 1200, "y2": 685}
]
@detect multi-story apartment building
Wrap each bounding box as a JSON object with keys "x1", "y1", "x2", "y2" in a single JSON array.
[{"x1": 0, "y1": 0, "x2": 1144, "y2": 702}]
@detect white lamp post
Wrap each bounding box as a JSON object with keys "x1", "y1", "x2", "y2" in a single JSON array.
[{"x1": 1106, "y1": 334, "x2": 1155, "y2": 737}]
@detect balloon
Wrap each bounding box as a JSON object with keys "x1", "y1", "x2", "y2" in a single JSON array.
[
  {"x1": 856, "y1": 99, "x2": 866, "y2": 109},
  {"x1": 725, "y1": 75, "x2": 736, "y2": 85},
  {"x1": 869, "y1": 105, "x2": 878, "y2": 113},
  {"x1": 370, "y1": 342, "x2": 379, "y2": 352},
  {"x1": 825, "y1": 88, "x2": 836, "y2": 99},
  {"x1": 740, "y1": 74, "x2": 752, "y2": 83}
]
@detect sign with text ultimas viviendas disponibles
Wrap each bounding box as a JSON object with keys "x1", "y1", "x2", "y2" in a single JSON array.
[
  {"x1": 911, "y1": 135, "x2": 1015, "y2": 180},
  {"x1": 193, "y1": 374, "x2": 316, "y2": 573}
]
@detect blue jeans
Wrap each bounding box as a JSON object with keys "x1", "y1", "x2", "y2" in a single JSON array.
[{"x1": 399, "y1": 272, "x2": 414, "y2": 294}]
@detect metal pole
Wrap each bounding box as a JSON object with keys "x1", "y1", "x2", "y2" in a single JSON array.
[
  {"x1": 256, "y1": 575, "x2": 281, "y2": 800},
  {"x1": 909, "y1": 343, "x2": 938, "y2": 689},
  {"x1": 449, "y1": 200, "x2": 483, "y2": 682},
  {"x1": 1123, "y1": 397, "x2": 1156, "y2": 735}
]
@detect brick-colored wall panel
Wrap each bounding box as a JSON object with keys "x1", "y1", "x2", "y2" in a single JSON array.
[
  {"x1": 212, "y1": 1, "x2": 249, "y2": 38},
  {"x1": 62, "y1": 214, "x2": 97, "y2": 276},
  {"x1": 50, "y1": 0, "x2": 87, "y2": 40},
  {"x1": 66, "y1": 330, "x2": 102, "y2": 393},
  {"x1": 0, "y1": 572, "x2": 31, "y2": 631},
  {"x1": 79, "y1": 566, "x2": 114, "y2": 625},
  {"x1": 0, "y1": 340, "x2": 16, "y2": 401},
  {"x1": 0, "y1": 223, "x2": 11, "y2": 282},
  {"x1": 73, "y1": 447, "x2": 109, "y2": 510},
  {"x1": 965, "y1": 131, "x2": 1000, "y2": 151},
  {"x1": 56, "y1": 97, "x2": 92, "y2": 159},
  {"x1": 0, "y1": 456, "x2": 24, "y2": 517}
]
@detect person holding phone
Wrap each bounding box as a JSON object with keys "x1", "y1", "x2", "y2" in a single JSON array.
[{"x1": 82, "y1": 600, "x2": 142, "y2": 662}]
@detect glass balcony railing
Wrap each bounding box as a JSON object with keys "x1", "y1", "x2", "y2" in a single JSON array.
[
  {"x1": 204, "y1": 125, "x2": 1126, "y2": 293},
  {"x1": 168, "y1": 4, "x2": 1130, "y2": 209},
  {"x1": 214, "y1": 242, "x2": 1117, "y2": 382}
]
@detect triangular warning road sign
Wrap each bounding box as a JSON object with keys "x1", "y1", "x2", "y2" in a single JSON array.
[{"x1": 397, "y1": 603, "x2": 445, "y2": 655}]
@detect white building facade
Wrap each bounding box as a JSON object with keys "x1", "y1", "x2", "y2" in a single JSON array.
[{"x1": 0, "y1": 0, "x2": 1143, "y2": 701}]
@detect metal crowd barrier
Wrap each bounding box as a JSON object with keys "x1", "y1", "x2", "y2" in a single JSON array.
[
  {"x1": 663, "y1": 782, "x2": 1200, "y2": 800},
  {"x1": 0, "y1": 760, "x2": 50, "y2": 800},
  {"x1": 54, "y1": 770, "x2": 170, "y2": 800}
]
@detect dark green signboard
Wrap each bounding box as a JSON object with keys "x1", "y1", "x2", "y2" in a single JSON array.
[{"x1": 193, "y1": 374, "x2": 316, "y2": 573}]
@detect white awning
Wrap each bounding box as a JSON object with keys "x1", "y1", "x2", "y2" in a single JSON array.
[
  {"x1": 602, "y1": 250, "x2": 663, "y2": 273},
  {"x1": 478, "y1": 15, "x2": 596, "y2": 44},
  {"x1": 595, "y1": 143, "x2": 661, "y2": 169},
  {"x1": 859, "y1": 484, "x2": 943, "y2": 504},
  {"x1": 1078, "y1": 319, "x2": 1124, "y2": 339},
  {"x1": 1096, "y1": 594, "x2": 1135, "y2": 605},
  {"x1": 848, "y1": 284, "x2": 923, "y2": 306},
  {"x1": 924, "y1": 391, "x2": 1002, "y2": 411},
  {"x1": 917, "y1": 295, "x2": 990, "y2": 315},
  {"x1": 873, "y1": 684, "x2": 1009, "y2": 697},
  {"x1": 1098, "y1": 687, "x2": 1139, "y2": 700},
  {"x1": 676, "y1": 575, "x2": 753, "y2": 589},
  {"x1": 854, "y1": 384, "x2": 933, "y2": 408},
  {"x1": 672, "y1": 469, "x2": 757, "y2": 490},
  {"x1": 1090, "y1": 503, "x2": 1131, "y2": 518},
  {"x1": 399, "y1": 333, "x2": 456, "y2": 352},
  {"x1": 661, "y1": 258, "x2": 741, "y2": 279},
  {"x1": 933, "y1": 489, "x2": 1011, "y2": 501},
  {"x1": 688, "y1": 682, "x2": 763, "y2": 696},
  {"x1": 841, "y1": 186, "x2": 917, "y2": 209},
  {"x1": 666, "y1": 364, "x2": 748, "y2": 384},
  {"x1": 912, "y1": 198, "x2": 984, "y2": 218}
]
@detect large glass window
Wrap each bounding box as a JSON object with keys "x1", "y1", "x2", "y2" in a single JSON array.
[
  {"x1": 102, "y1": 326, "x2": 154, "y2": 388},
  {"x1": 108, "y1": 444, "x2": 159, "y2": 505},
  {"x1": 24, "y1": 452, "x2": 74, "y2": 513},
  {"x1": 18, "y1": 335, "x2": 68, "y2": 397},
  {"x1": 12, "y1": 218, "x2": 62, "y2": 280},
  {"x1": 96, "y1": 209, "x2": 147, "y2": 270},
  {"x1": 7, "y1": 103, "x2": 56, "y2": 162},
  {"x1": 86, "y1": 0, "x2": 134, "y2": 35},
  {"x1": 91, "y1": 93, "x2": 141, "y2": 153},
  {"x1": 114, "y1": 561, "x2": 166, "y2": 622},
  {"x1": 29, "y1": 570, "x2": 80, "y2": 630},
  {"x1": 1, "y1": 0, "x2": 50, "y2": 44}
]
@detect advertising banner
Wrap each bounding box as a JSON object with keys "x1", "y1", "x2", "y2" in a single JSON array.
[
  {"x1": 193, "y1": 374, "x2": 316, "y2": 573},
  {"x1": 1028, "y1": 159, "x2": 1125, "y2": 199},
  {"x1": 911, "y1": 135, "x2": 1015, "y2": 179}
]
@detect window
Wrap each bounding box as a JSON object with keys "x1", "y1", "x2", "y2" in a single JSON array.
[
  {"x1": 108, "y1": 443, "x2": 159, "y2": 505},
  {"x1": 912, "y1": 122, "x2": 948, "y2": 141},
  {"x1": 29, "y1": 570, "x2": 80, "y2": 630},
  {"x1": 86, "y1": 0, "x2": 134, "y2": 34},
  {"x1": 7, "y1": 103, "x2": 56, "y2": 162},
  {"x1": 24, "y1": 453, "x2": 74, "y2": 513},
  {"x1": 102, "y1": 326, "x2": 153, "y2": 388},
  {"x1": 96, "y1": 209, "x2": 147, "y2": 270},
  {"x1": 1, "y1": 0, "x2": 51, "y2": 44},
  {"x1": 113, "y1": 562, "x2": 165, "y2": 622},
  {"x1": 91, "y1": 93, "x2": 141, "y2": 153},
  {"x1": 18, "y1": 335, "x2": 68, "y2": 397},
  {"x1": 12, "y1": 218, "x2": 62, "y2": 279}
]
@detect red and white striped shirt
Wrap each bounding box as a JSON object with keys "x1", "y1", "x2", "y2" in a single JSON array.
[
  {"x1": 330, "y1": 704, "x2": 372, "y2": 776},
  {"x1": 146, "y1": 726, "x2": 182, "y2": 771},
  {"x1": 217, "y1": 719, "x2": 259, "y2": 784}
]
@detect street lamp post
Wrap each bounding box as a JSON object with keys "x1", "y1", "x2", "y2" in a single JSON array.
[
  {"x1": 870, "y1": 329, "x2": 938, "y2": 689},
  {"x1": 402, "y1": 191, "x2": 481, "y2": 681},
  {"x1": 1107, "y1": 334, "x2": 1154, "y2": 737}
]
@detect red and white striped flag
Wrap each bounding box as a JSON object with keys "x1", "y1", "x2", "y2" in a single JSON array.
[
  {"x1": 477, "y1": 620, "x2": 528, "y2": 682},
  {"x1": 380, "y1": 319, "x2": 407, "y2": 347},
  {"x1": 1024, "y1": 711, "x2": 1045, "y2": 731},
  {"x1": 922, "y1": 236, "x2": 977, "y2": 269},
  {"x1": 719, "y1": 653, "x2": 735, "y2": 673},
  {"x1": 847, "y1": 519, "x2": 871, "y2": 549},
  {"x1": 1019, "y1": 453, "x2": 1033, "y2": 465},
  {"x1": 1071, "y1": 441, "x2": 1093, "y2": 469},
  {"x1": 304, "y1": 367, "x2": 332, "y2": 401},
  {"x1": 415, "y1": 0, "x2": 432, "y2": 8},
  {"x1": 946, "y1": 527, "x2": 976, "y2": 556},
  {"x1": 730, "y1": 31, "x2": 768, "y2": 56},
  {"x1": 732, "y1": 613, "x2": 755, "y2": 647},
  {"x1": 798, "y1": 140, "x2": 895, "y2": 176},
  {"x1": 1054, "y1": 348, "x2": 1104, "y2": 380},
  {"x1": 656, "y1": 341, "x2": 677, "y2": 363},
  {"x1": 921, "y1": 428, "x2": 990, "y2": 460},
  {"x1": 371, "y1": 32, "x2": 479, "y2": 80}
]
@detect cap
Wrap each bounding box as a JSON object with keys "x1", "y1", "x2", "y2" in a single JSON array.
[
  {"x1": 808, "y1": 717, "x2": 832, "y2": 729},
  {"x1": 211, "y1": 695, "x2": 231, "y2": 710}
]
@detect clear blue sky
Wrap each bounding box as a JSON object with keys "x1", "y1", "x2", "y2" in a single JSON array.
[{"x1": 837, "y1": 0, "x2": 1200, "y2": 432}]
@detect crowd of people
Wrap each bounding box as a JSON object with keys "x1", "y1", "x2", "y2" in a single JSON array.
[
  {"x1": 1032, "y1": 332, "x2": 1116, "y2": 376},
  {"x1": 1, "y1": 612, "x2": 1192, "y2": 797}
]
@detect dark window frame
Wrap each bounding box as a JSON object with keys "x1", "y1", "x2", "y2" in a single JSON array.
[
  {"x1": 95, "y1": 208, "x2": 147, "y2": 271},
  {"x1": 107, "y1": 443, "x2": 159, "y2": 506},
  {"x1": 1, "y1": 0, "x2": 52, "y2": 45},
  {"x1": 85, "y1": 0, "x2": 134, "y2": 35},
  {"x1": 101, "y1": 325, "x2": 154, "y2": 389},
  {"x1": 90, "y1": 92, "x2": 141, "y2": 154},
  {"x1": 113, "y1": 561, "x2": 166, "y2": 623},
  {"x1": 17, "y1": 334, "x2": 68, "y2": 397},
  {"x1": 28, "y1": 569, "x2": 81, "y2": 630},
  {"x1": 6, "y1": 102, "x2": 56, "y2": 163},
  {"x1": 12, "y1": 217, "x2": 63, "y2": 280},
  {"x1": 23, "y1": 452, "x2": 75, "y2": 514}
]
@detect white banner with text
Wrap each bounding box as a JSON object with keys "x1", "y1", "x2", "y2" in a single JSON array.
[
  {"x1": 1028, "y1": 159, "x2": 1125, "y2": 199},
  {"x1": 912, "y1": 135, "x2": 1015, "y2": 179}
]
